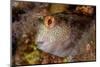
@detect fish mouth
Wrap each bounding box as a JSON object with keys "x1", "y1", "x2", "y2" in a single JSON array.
[
  {"x1": 36, "y1": 41, "x2": 44, "y2": 45},
  {"x1": 36, "y1": 40, "x2": 78, "y2": 57},
  {"x1": 35, "y1": 41, "x2": 45, "y2": 49}
]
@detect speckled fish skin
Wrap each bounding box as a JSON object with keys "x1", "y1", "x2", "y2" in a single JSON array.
[{"x1": 35, "y1": 14, "x2": 95, "y2": 57}]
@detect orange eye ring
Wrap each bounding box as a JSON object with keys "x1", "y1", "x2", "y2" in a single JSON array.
[{"x1": 44, "y1": 16, "x2": 55, "y2": 28}]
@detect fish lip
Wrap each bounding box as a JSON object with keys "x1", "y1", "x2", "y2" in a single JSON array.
[
  {"x1": 36, "y1": 41, "x2": 44, "y2": 45},
  {"x1": 35, "y1": 40, "x2": 44, "y2": 50}
]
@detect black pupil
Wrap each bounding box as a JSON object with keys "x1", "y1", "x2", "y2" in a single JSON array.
[{"x1": 48, "y1": 19, "x2": 52, "y2": 25}]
